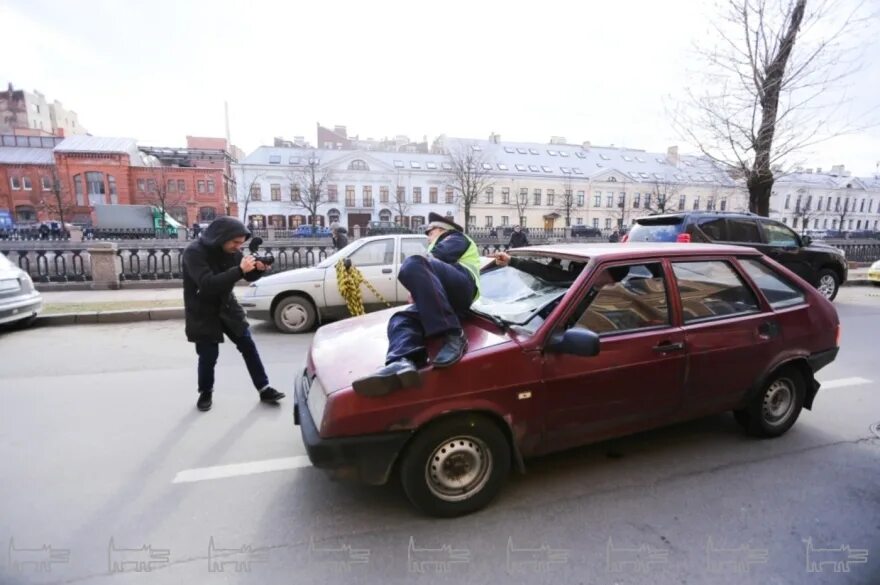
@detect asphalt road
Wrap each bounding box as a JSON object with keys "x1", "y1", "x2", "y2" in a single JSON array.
[{"x1": 1, "y1": 287, "x2": 878, "y2": 585}]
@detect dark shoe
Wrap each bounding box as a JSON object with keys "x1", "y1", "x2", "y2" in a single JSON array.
[
  {"x1": 352, "y1": 359, "x2": 421, "y2": 397},
  {"x1": 197, "y1": 391, "x2": 213, "y2": 412},
  {"x1": 259, "y1": 386, "x2": 286, "y2": 403},
  {"x1": 433, "y1": 331, "x2": 468, "y2": 368}
]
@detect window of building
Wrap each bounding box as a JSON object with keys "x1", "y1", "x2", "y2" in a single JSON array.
[
  {"x1": 174, "y1": 179, "x2": 183, "y2": 193},
  {"x1": 270, "y1": 183, "x2": 281, "y2": 201},
  {"x1": 860, "y1": 198, "x2": 866, "y2": 212},
  {"x1": 529, "y1": 148, "x2": 539, "y2": 155},
  {"x1": 40, "y1": 176, "x2": 51, "y2": 191},
  {"x1": 605, "y1": 218, "x2": 612, "y2": 229},
  {"x1": 547, "y1": 189, "x2": 555, "y2": 207},
  {"x1": 442, "y1": 188, "x2": 452, "y2": 204},
  {"x1": 363, "y1": 186, "x2": 373, "y2": 206},
  {"x1": 577, "y1": 191, "x2": 585, "y2": 207},
  {"x1": 617, "y1": 193, "x2": 625, "y2": 208},
  {"x1": 413, "y1": 187, "x2": 422, "y2": 203},
  {"x1": 574, "y1": 263, "x2": 670, "y2": 335},
  {"x1": 720, "y1": 197, "x2": 727, "y2": 211},
  {"x1": 501, "y1": 216, "x2": 509, "y2": 226},
  {"x1": 137, "y1": 179, "x2": 146, "y2": 192},
  {"x1": 167, "y1": 179, "x2": 176, "y2": 193},
  {"x1": 206, "y1": 180, "x2": 214, "y2": 193},
  {"x1": 497, "y1": 163, "x2": 508, "y2": 171},
  {"x1": 533, "y1": 189, "x2": 542, "y2": 206},
  {"x1": 398, "y1": 187, "x2": 407, "y2": 203},
  {"x1": 197, "y1": 180, "x2": 206, "y2": 194},
  {"x1": 10, "y1": 176, "x2": 21, "y2": 190},
  {"x1": 541, "y1": 166, "x2": 553, "y2": 173},
  {"x1": 86, "y1": 171, "x2": 106, "y2": 205},
  {"x1": 593, "y1": 194, "x2": 601, "y2": 207},
  {"x1": 430, "y1": 187, "x2": 439, "y2": 204},
  {"x1": 346, "y1": 186, "x2": 356, "y2": 207},
  {"x1": 441, "y1": 162, "x2": 452, "y2": 170},
  {"x1": 606, "y1": 194, "x2": 614, "y2": 208},
  {"x1": 485, "y1": 216, "x2": 493, "y2": 227},
  {"x1": 483, "y1": 188, "x2": 492, "y2": 204},
  {"x1": 678, "y1": 195, "x2": 686, "y2": 210},
  {"x1": 15, "y1": 205, "x2": 36, "y2": 222},
  {"x1": 108, "y1": 175, "x2": 118, "y2": 204},
  {"x1": 468, "y1": 215, "x2": 477, "y2": 226},
  {"x1": 482, "y1": 163, "x2": 492, "y2": 170},
  {"x1": 326, "y1": 184, "x2": 337, "y2": 202},
  {"x1": 287, "y1": 184, "x2": 299, "y2": 202},
  {"x1": 199, "y1": 207, "x2": 217, "y2": 222},
  {"x1": 377, "y1": 209, "x2": 390, "y2": 222},
  {"x1": 426, "y1": 162, "x2": 437, "y2": 170},
  {"x1": 269, "y1": 155, "x2": 281, "y2": 164},
  {"x1": 348, "y1": 159, "x2": 369, "y2": 171},
  {"x1": 692, "y1": 196, "x2": 700, "y2": 210},
  {"x1": 633, "y1": 193, "x2": 641, "y2": 208},
  {"x1": 21, "y1": 176, "x2": 33, "y2": 191},
  {"x1": 250, "y1": 183, "x2": 262, "y2": 201},
  {"x1": 380, "y1": 186, "x2": 389, "y2": 203},
  {"x1": 515, "y1": 164, "x2": 527, "y2": 172},
  {"x1": 504, "y1": 147, "x2": 515, "y2": 153},
  {"x1": 547, "y1": 150, "x2": 558, "y2": 156},
  {"x1": 592, "y1": 218, "x2": 599, "y2": 228},
  {"x1": 394, "y1": 160, "x2": 405, "y2": 169},
  {"x1": 528, "y1": 165, "x2": 540, "y2": 172},
  {"x1": 410, "y1": 161, "x2": 421, "y2": 169},
  {"x1": 672, "y1": 261, "x2": 760, "y2": 323},
  {"x1": 501, "y1": 188, "x2": 510, "y2": 205}
]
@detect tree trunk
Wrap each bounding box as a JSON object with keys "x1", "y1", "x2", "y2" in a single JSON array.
[{"x1": 747, "y1": 171, "x2": 773, "y2": 216}]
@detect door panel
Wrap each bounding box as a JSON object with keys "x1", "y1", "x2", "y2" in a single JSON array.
[{"x1": 323, "y1": 238, "x2": 398, "y2": 310}]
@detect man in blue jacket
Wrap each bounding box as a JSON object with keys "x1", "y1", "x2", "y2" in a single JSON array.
[
  {"x1": 353, "y1": 213, "x2": 482, "y2": 397},
  {"x1": 182, "y1": 217, "x2": 285, "y2": 411}
]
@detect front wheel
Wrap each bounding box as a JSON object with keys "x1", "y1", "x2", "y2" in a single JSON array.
[
  {"x1": 736, "y1": 367, "x2": 805, "y2": 438},
  {"x1": 399, "y1": 415, "x2": 511, "y2": 517},
  {"x1": 816, "y1": 269, "x2": 840, "y2": 301},
  {"x1": 272, "y1": 295, "x2": 317, "y2": 333}
]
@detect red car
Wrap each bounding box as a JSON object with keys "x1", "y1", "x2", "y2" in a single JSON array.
[{"x1": 294, "y1": 243, "x2": 840, "y2": 517}]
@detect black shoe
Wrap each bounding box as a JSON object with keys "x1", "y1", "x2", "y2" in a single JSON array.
[
  {"x1": 197, "y1": 391, "x2": 213, "y2": 412},
  {"x1": 259, "y1": 386, "x2": 286, "y2": 403},
  {"x1": 433, "y1": 331, "x2": 468, "y2": 368},
  {"x1": 352, "y1": 359, "x2": 421, "y2": 397}
]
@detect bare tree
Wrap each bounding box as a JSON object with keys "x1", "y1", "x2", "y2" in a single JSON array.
[
  {"x1": 389, "y1": 173, "x2": 412, "y2": 228},
  {"x1": 290, "y1": 155, "x2": 334, "y2": 234},
  {"x1": 789, "y1": 188, "x2": 821, "y2": 233},
  {"x1": 143, "y1": 166, "x2": 184, "y2": 232},
  {"x1": 237, "y1": 168, "x2": 265, "y2": 226},
  {"x1": 29, "y1": 169, "x2": 76, "y2": 231},
  {"x1": 644, "y1": 180, "x2": 680, "y2": 214},
  {"x1": 834, "y1": 195, "x2": 852, "y2": 235},
  {"x1": 673, "y1": 0, "x2": 870, "y2": 217},
  {"x1": 555, "y1": 177, "x2": 579, "y2": 228},
  {"x1": 510, "y1": 185, "x2": 530, "y2": 226},
  {"x1": 444, "y1": 143, "x2": 494, "y2": 233}
]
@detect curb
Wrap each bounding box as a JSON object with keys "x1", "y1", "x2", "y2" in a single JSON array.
[
  {"x1": 843, "y1": 279, "x2": 875, "y2": 287},
  {"x1": 37, "y1": 307, "x2": 184, "y2": 326}
]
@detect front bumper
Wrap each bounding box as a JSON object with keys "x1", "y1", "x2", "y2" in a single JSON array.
[
  {"x1": 293, "y1": 371, "x2": 411, "y2": 485},
  {"x1": 868, "y1": 270, "x2": 880, "y2": 283},
  {"x1": 0, "y1": 294, "x2": 42, "y2": 325}
]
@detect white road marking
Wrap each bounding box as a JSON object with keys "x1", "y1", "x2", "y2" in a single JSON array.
[
  {"x1": 173, "y1": 456, "x2": 312, "y2": 484},
  {"x1": 817, "y1": 377, "x2": 872, "y2": 390}
]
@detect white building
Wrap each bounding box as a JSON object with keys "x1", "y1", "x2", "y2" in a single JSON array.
[
  {"x1": 770, "y1": 165, "x2": 880, "y2": 234},
  {"x1": 234, "y1": 136, "x2": 755, "y2": 234}
]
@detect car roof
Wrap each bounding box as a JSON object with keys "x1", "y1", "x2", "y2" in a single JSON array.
[
  {"x1": 635, "y1": 211, "x2": 763, "y2": 221},
  {"x1": 509, "y1": 242, "x2": 763, "y2": 261}
]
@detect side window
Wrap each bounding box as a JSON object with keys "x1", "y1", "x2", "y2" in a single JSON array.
[
  {"x1": 762, "y1": 221, "x2": 799, "y2": 247},
  {"x1": 400, "y1": 238, "x2": 428, "y2": 262},
  {"x1": 348, "y1": 239, "x2": 394, "y2": 267},
  {"x1": 726, "y1": 219, "x2": 762, "y2": 243},
  {"x1": 740, "y1": 258, "x2": 805, "y2": 309},
  {"x1": 672, "y1": 261, "x2": 760, "y2": 323},
  {"x1": 575, "y1": 263, "x2": 670, "y2": 335},
  {"x1": 696, "y1": 217, "x2": 726, "y2": 241}
]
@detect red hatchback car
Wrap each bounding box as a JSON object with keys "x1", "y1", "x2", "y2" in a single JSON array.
[{"x1": 293, "y1": 243, "x2": 840, "y2": 517}]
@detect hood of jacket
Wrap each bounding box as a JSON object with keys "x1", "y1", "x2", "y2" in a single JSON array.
[{"x1": 200, "y1": 217, "x2": 250, "y2": 248}]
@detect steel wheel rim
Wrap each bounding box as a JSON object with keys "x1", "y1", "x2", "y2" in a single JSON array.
[
  {"x1": 281, "y1": 303, "x2": 307, "y2": 330},
  {"x1": 763, "y1": 379, "x2": 795, "y2": 425},
  {"x1": 818, "y1": 275, "x2": 836, "y2": 299},
  {"x1": 425, "y1": 435, "x2": 493, "y2": 503}
]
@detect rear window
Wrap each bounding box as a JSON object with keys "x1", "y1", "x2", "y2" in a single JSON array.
[
  {"x1": 628, "y1": 217, "x2": 684, "y2": 242},
  {"x1": 739, "y1": 258, "x2": 805, "y2": 309}
]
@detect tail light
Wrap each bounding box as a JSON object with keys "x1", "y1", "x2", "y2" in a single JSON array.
[
  {"x1": 676, "y1": 233, "x2": 692, "y2": 243},
  {"x1": 835, "y1": 324, "x2": 841, "y2": 346}
]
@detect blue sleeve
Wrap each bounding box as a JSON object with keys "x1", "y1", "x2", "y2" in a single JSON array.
[{"x1": 430, "y1": 232, "x2": 470, "y2": 264}]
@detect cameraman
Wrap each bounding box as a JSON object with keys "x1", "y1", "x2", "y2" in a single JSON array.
[{"x1": 182, "y1": 217, "x2": 285, "y2": 412}]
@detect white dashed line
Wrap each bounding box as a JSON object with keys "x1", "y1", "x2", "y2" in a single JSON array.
[
  {"x1": 817, "y1": 377, "x2": 872, "y2": 390},
  {"x1": 173, "y1": 456, "x2": 312, "y2": 484}
]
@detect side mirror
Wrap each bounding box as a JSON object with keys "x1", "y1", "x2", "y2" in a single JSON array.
[
  {"x1": 801, "y1": 235, "x2": 812, "y2": 247},
  {"x1": 546, "y1": 327, "x2": 600, "y2": 357}
]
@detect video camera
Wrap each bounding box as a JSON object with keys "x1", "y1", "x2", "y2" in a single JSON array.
[{"x1": 247, "y1": 236, "x2": 275, "y2": 266}]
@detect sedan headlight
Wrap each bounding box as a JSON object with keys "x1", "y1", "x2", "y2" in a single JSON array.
[
  {"x1": 18, "y1": 272, "x2": 34, "y2": 294},
  {"x1": 307, "y1": 377, "x2": 327, "y2": 429},
  {"x1": 871, "y1": 260, "x2": 880, "y2": 271}
]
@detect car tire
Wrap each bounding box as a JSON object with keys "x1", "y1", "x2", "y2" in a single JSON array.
[
  {"x1": 399, "y1": 414, "x2": 511, "y2": 518},
  {"x1": 272, "y1": 295, "x2": 317, "y2": 333},
  {"x1": 739, "y1": 367, "x2": 805, "y2": 438},
  {"x1": 816, "y1": 268, "x2": 839, "y2": 301}
]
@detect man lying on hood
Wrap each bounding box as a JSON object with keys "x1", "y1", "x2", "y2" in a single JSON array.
[{"x1": 182, "y1": 216, "x2": 285, "y2": 412}]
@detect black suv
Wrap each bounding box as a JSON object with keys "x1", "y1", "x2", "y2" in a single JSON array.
[
  {"x1": 627, "y1": 211, "x2": 848, "y2": 300},
  {"x1": 570, "y1": 225, "x2": 603, "y2": 238}
]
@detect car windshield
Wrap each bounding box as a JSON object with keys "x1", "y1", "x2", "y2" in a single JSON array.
[
  {"x1": 628, "y1": 217, "x2": 685, "y2": 242},
  {"x1": 316, "y1": 240, "x2": 363, "y2": 268},
  {"x1": 473, "y1": 260, "x2": 578, "y2": 331}
]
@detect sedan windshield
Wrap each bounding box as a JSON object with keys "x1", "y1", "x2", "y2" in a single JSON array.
[{"x1": 473, "y1": 261, "x2": 577, "y2": 329}]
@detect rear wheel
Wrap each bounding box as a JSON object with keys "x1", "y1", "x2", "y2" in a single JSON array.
[
  {"x1": 736, "y1": 367, "x2": 805, "y2": 437},
  {"x1": 816, "y1": 269, "x2": 839, "y2": 301},
  {"x1": 272, "y1": 295, "x2": 317, "y2": 333},
  {"x1": 399, "y1": 414, "x2": 510, "y2": 517}
]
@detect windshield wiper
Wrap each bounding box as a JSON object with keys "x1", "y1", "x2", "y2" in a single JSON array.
[{"x1": 473, "y1": 310, "x2": 510, "y2": 332}]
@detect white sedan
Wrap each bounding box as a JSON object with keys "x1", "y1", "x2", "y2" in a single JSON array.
[
  {"x1": 0, "y1": 252, "x2": 42, "y2": 328},
  {"x1": 237, "y1": 234, "x2": 429, "y2": 333}
]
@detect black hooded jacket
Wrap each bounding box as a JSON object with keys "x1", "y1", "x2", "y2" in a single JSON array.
[{"x1": 182, "y1": 217, "x2": 263, "y2": 343}]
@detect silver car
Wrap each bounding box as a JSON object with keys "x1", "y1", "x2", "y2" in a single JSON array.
[{"x1": 0, "y1": 253, "x2": 42, "y2": 328}]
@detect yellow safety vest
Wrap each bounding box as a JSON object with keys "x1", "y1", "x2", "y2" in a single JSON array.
[{"x1": 428, "y1": 233, "x2": 482, "y2": 301}]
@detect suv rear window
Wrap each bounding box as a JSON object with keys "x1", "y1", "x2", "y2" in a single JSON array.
[{"x1": 628, "y1": 217, "x2": 684, "y2": 242}]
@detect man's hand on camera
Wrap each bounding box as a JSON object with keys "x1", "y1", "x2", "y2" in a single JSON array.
[
  {"x1": 240, "y1": 256, "x2": 257, "y2": 274},
  {"x1": 255, "y1": 260, "x2": 270, "y2": 272}
]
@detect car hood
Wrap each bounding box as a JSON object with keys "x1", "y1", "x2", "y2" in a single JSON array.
[
  {"x1": 255, "y1": 266, "x2": 326, "y2": 286},
  {"x1": 310, "y1": 307, "x2": 514, "y2": 394}
]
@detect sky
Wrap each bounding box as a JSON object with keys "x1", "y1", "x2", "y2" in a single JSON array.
[{"x1": 2, "y1": 0, "x2": 879, "y2": 176}]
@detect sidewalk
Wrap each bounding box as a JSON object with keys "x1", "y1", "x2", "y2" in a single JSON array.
[{"x1": 31, "y1": 268, "x2": 875, "y2": 328}]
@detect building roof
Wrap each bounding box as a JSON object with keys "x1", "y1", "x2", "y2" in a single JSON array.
[
  {"x1": 0, "y1": 147, "x2": 55, "y2": 165},
  {"x1": 240, "y1": 138, "x2": 736, "y2": 187},
  {"x1": 55, "y1": 135, "x2": 143, "y2": 165}
]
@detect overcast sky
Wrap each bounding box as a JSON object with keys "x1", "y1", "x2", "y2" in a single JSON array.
[{"x1": 3, "y1": 0, "x2": 879, "y2": 176}]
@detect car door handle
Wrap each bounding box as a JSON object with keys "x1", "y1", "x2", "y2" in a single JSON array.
[
  {"x1": 652, "y1": 341, "x2": 685, "y2": 353},
  {"x1": 382, "y1": 268, "x2": 393, "y2": 274}
]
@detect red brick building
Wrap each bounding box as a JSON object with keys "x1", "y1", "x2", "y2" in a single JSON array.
[{"x1": 0, "y1": 134, "x2": 237, "y2": 227}]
